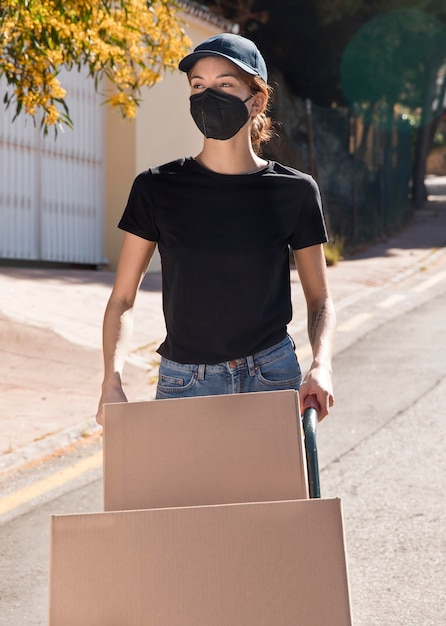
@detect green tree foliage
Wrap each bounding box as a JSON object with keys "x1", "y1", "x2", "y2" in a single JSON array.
[
  {"x1": 0, "y1": 0, "x2": 190, "y2": 132},
  {"x1": 199, "y1": 0, "x2": 446, "y2": 105},
  {"x1": 199, "y1": 1, "x2": 446, "y2": 209},
  {"x1": 340, "y1": 9, "x2": 446, "y2": 114}
]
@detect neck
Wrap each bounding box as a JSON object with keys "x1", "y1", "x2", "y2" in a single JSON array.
[{"x1": 195, "y1": 135, "x2": 267, "y2": 175}]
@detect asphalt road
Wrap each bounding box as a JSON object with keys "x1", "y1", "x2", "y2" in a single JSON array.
[{"x1": 0, "y1": 258, "x2": 445, "y2": 625}]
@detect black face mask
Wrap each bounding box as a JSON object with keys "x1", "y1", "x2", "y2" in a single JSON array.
[{"x1": 190, "y1": 88, "x2": 252, "y2": 140}]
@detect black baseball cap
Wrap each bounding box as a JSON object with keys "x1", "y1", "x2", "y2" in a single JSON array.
[{"x1": 179, "y1": 33, "x2": 268, "y2": 83}]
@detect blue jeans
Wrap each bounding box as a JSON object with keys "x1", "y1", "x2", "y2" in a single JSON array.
[{"x1": 155, "y1": 335, "x2": 301, "y2": 399}]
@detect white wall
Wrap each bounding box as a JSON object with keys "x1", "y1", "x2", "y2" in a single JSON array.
[
  {"x1": 104, "y1": 14, "x2": 228, "y2": 270},
  {"x1": 0, "y1": 68, "x2": 105, "y2": 265}
]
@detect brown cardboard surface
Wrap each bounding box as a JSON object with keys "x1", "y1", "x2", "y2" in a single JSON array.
[
  {"x1": 49, "y1": 498, "x2": 352, "y2": 626},
  {"x1": 103, "y1": 390, "x2": 308, "y2": 511}
]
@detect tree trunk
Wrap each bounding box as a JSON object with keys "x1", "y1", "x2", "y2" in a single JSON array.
[
  {"x1": 411, "y1": 65, "x2": 446, "y2": 209},
  {"x1": 412, "y1": 122, "x2": 433, "y2": 208},
  {"x1": 412, "y1": 107, "x2": 446, "y2": 208}
]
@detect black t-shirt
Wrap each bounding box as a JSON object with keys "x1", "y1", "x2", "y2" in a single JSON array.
[{"x1": 119, "y1": 157, "x2": 328, "y2": 364}]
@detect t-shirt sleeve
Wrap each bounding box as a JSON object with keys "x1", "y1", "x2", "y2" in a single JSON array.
[
  {"x1": 118, "y1": 171, "x2": 159, "y2": 241},
  {"x1": 289, "y1": 177, "x2": 328, "y2": 250}
]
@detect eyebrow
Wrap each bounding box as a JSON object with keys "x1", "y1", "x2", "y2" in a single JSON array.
[{"x1": 190, "y1": 72, "x2": 240, "y2": 81}]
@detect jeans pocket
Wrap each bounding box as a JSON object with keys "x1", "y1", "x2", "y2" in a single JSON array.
[
  {"x1": 156, "y1": 361, "x2": 197, "y2": 395},
  {"x1": 255, "y1": 348, "x2": 302, "y2": 389}
]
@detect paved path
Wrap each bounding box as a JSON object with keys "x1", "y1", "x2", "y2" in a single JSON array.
[{"x1": 1, "y1": 178, "x2": 445, "y2": 473}]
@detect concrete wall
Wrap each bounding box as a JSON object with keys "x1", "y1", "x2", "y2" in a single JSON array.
[{"x1": 104, "y1": 14, "x2": 220, "y2": 271}]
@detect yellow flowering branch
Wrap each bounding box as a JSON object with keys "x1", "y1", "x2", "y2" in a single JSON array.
[{"x1": 0, "y1": 0, "x2": 190, "y2": 133}]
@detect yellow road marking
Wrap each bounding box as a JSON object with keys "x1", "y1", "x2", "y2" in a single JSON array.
[
  {"x1": 412, "y1": 270, "x2": 446, "y2": 293},
  {"x1": 338, "y1": 312, "x2": 373, "y2": 332},
  {"x1": 0, "y1": 450, "x2": 102, "y2": 516}
]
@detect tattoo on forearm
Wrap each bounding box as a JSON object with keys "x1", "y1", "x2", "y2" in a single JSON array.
[{"x1": 310, "y1": 305, "x2": 327, "y2": 345}]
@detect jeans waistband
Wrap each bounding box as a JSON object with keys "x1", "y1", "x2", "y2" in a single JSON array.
[{"x1": 160, "y1": 335, "x2": 295, "y2": 378}]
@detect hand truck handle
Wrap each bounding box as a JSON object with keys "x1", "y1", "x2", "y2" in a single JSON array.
[{"x1": 302, "y1": 396, "x2": 321, "y2": 499}]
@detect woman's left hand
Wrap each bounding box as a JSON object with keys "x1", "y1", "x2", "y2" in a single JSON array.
[{"x1": 299, "y1": 363, "x2": 334, "y2": 421}]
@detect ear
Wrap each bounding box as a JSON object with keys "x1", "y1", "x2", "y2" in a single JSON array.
[{"x1": 250, "y1": 92, "x2": 266, "y2": 116}]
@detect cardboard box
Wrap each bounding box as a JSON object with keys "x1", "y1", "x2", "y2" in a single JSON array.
[
  {"x1": 49, "y1": 498, "x2": 352, "y2": 626},
  {"x1": 103, "y1": 390, "x2": 309, "y2": 511}
]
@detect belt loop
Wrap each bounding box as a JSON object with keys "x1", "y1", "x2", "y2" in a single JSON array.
[
  {"x1": 197, "y1": 364, "x2": 206, "y2": 380},
  {"x1": 247, "y1": 355, "x2": 256, "y2": 377}
]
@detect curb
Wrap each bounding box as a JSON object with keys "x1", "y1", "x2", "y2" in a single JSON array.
[
  {"x1": 334, "y1": 244, "x2": 446, "y2": 314},
  {"x1": 0, "y1": 419, "x2": 102, "y2": 477}
]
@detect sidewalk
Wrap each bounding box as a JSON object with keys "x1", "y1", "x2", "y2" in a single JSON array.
[{"x1": 1, "y1": 183, "x2": 446, "y2": 473}]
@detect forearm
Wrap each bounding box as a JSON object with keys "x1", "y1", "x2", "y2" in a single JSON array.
[
  {"x1": 307, "y1": 296, "x2": 336, "y2": 371},
  {"x1": 101, "y1": 297, "x2": 135, "y2": 391},
  {"x1": 293, "y1": 245, "x2": 336, "y2": 418},
  {"x1": 96, "y1": 234, "x2": 156, "y2": 425},
  {"x1": 300, "y1": 296, "x2": 336, "y2": 418}
]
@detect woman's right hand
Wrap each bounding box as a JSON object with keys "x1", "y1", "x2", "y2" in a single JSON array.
[{"x1": 96, "y1": 385, "x2": 128, "y2": 427}]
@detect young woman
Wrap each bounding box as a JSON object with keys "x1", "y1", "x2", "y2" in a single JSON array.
[{"x1": 96, "y1": 33, "x2": 335, "y2": 425}]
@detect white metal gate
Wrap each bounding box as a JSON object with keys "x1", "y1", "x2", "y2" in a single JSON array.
[{"x1": 0, "y1": 67, "x2": 105, "y2": 265}]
